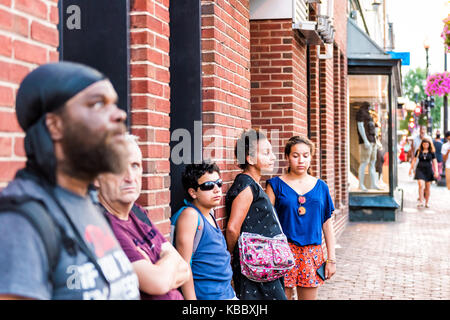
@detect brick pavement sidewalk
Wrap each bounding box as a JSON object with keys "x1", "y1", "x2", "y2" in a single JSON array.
[{"x1": 317, "y1": 162, "x2": 450, "y2": 300}]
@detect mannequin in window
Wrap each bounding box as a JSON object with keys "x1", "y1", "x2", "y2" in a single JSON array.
[
  {"x1": 372, "y1": 111, "x2": 386, "y2": 188},
  {"x1": 356, "y1": 102, "x2": 381, "y2": 191}
]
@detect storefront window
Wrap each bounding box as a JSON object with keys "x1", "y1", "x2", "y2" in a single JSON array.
[{"x1": 349, "y1": 74, "x2": 390, "y2": 193}]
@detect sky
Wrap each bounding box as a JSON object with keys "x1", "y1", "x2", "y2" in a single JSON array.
[{"x1": 386, "y1": 0, "x2": 449, "y2": 75}]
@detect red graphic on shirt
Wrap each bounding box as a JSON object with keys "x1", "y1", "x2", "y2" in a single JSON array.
[{"x1": 84, "y1": 225, "x2": 117, "y2": 258}]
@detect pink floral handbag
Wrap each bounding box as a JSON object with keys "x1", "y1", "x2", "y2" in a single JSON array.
[
  {"x1": 237, "y1": 203, "x2": 295, "y2": 282},
  {"x1": 238, "y1": 232, "x2": 295, "y2": 282}
]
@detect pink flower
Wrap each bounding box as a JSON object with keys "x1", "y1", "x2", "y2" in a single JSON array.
[
  {"x1": 442, "y1": 15, "x2": 450, "y2": 52},
  {"x1": 425, "y1": 72, "x2": 450, "y2": 97}
]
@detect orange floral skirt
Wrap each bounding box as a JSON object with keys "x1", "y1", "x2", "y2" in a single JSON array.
[{"x1": 284, "y1": 242, "x2": 325, "y2": 288}]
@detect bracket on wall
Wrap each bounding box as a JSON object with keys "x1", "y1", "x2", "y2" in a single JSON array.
[{"x1": 318, "y1": 43, "x2": 333, "y2": 59}]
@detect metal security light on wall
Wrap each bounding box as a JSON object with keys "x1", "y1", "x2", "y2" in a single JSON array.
[
  {"x1": 292, "y1": 0, "x2": 323, "y2": 45},
  {"x1": 317, "y1": 0, "x2": 335, "y2": 59},
  {"x1": 292, "y1": 0, "x2": 335, "y2": 48},
  {"x1": 317, "y1": 15, "x2": 334, "y2": 44},
  {"x1": 371, "y1": 0, "x2": 382, "y2": 10}
]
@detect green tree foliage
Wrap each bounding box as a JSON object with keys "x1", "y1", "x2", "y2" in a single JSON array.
[
  {"x1": 399, "y1": 110, "x2": 413, "y2": 131},
  {"x1": 402, "y1": 68, "x2": 443, "y2": 129},
  {"x1": 403, "y1": 68, "x2": 427, "y2": 102}
]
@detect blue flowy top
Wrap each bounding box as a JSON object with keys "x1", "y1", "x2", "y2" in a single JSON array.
[{"x1": 267, "y1": 176, "x2": 334, "y2": 247}]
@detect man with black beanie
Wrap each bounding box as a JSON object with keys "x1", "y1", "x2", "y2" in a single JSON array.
[{"x1": 0, "y1": 62, "x2": 140, "y2": 300}]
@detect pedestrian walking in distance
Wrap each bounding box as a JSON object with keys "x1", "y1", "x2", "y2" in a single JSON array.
[
  {"x1": 409, "y1": 138, "x2": 440, "y2": 208},
  {"x1": 441, "y1": 131, "x2": 450, "y2": 190}
]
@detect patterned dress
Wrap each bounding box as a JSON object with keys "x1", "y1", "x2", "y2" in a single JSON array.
[{"x1": 225, "y1": 173, "x2": 287, "y2": 300}]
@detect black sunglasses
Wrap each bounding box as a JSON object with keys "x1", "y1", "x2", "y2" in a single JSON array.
[{"x1": 195, "y1": 179, "x2": 223, "y2": 191}]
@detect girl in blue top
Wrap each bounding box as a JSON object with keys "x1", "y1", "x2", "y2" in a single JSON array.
[{"x1": 266, "y1": 135, "x2": 336, "y2": 300}]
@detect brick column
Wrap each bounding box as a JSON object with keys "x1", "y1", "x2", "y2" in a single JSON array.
[
  {"x1": 340, "y1": 52, "x2": 348, "y2": 207},
  {"x1": 129, "y1": 0, "x2": 171, "y2": 233},
  {"x1": 250, "y1": 19, "x2": 308, "y2": 175},
  {"x1": 319, "y1": 53, "x2": 336, "y2": 198},
  {"x1": 201, "y1": 0, "x2": 251, "y2": 229},
  {"x1": 309, "y1": 43, "x2": 321, "y2": 178},
  {"x1": 333, "y1": 44, "x2": 342, "y2": 207}
]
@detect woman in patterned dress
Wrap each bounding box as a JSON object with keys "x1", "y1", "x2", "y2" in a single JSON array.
[{"x1": 225, "y1": 129, "x2": 287, "y2": 300}]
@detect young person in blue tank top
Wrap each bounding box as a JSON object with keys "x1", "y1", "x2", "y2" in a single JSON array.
[
  {"x1": 266, "y1": 136, "x2": 336, "y2": 300},
  {"x1": 175, "y1": 162, "x2": 237, "y2": 300}
]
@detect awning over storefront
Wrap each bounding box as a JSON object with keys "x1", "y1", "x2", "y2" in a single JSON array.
[
  {"x1": 347, "y1": 17, "x2": 390, "y2": 60},
  {"x1": 347, "y1": 18, "x2": 402, "y2": 97}
]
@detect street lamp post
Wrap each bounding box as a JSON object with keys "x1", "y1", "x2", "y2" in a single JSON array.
[
  {"x1": 412, "y1": 85, "x2": 420, "y2": 134},
  {"x1": 413, "y1": 85, "x2": 420, "y2": 103},
  {"x1": 423, "y1": 39, "x2": 432, "y2": 135},
  {"x1": 444, "y1": 48, "x2": 448, "y2": 134},
  {"x1": 424, "y1": 39, "x2": 430, "y2": 76}
]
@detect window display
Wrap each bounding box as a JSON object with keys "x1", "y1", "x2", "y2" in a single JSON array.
[{"x1": 349, "y1": 75, "x2": 390, "y2": 193}]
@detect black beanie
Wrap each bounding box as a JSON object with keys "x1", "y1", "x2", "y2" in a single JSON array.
[
  {"x1": 16, "y1": 61, "x2": 106, "y2": 131},
  {"x1": 15, "y1": 62, "x2": 106, "y2": 184}
]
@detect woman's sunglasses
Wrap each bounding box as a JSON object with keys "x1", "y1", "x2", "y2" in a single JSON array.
[{"x1": 195, "y1": 179, "x2": 223, "y2": 191}]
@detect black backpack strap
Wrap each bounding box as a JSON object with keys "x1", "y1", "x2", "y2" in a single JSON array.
[
  {"x1": 0, "y1": 196, "x2": 62, "y2": 277},
  {"x1": 131, "y1": 204, "x2": 152, "y2": 226}
]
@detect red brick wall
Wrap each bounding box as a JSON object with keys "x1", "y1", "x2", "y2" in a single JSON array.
[
  {"x1": 0, "y1": 0, "x2": 173, "y2": 233},
  {"x1": 319, "y1": 54, "x2": 336, "y2": 198},
  {"x1": 249, "y1": 19, "x2": 308, "y2": 174},
  {"x1": 0, "y1": 0, "x2": 349, "y2": 241},
  {"x1": 249, "y1": 3, "x2": 349, "y2": 239},
  {"x1": 200, "y1": 0, "x2": 251, "y2": 229},
  {"x1": 129, "y1": 0, "x2": 171, "y2": 234},
  {"x1": 308, "y1": 43, "x2": 321, "y2": 178},
  {"x1": 332, "y1": 1, "x2": 349, "y2": 239},
  {"x1": 333, "y1": 50, "x2": 349, "y2": 240},
  {"x1": 333, "y1": 45, "x2": 342, "y2": 207},
  {"x1": 0, "y1": 0, "x2": 59, "y2": 188}
]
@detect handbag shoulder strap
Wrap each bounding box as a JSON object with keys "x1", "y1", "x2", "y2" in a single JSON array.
[{"x1": 255, "y1": 182, "x2": 283, "y2": 231}]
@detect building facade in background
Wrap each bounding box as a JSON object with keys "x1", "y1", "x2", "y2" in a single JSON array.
[{"x1": 0, "y1": 0, "x2": 355, "y2": 241}]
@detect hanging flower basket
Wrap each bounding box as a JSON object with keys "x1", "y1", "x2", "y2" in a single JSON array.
[
  {"x1": 425, "y1": 72, "x2": 450, "y2": 96},
  {"x1": 442, "y1": 15, "x2": 450, "y2": 53}
]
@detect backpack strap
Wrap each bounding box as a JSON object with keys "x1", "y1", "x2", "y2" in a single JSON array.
[
  {"x1": 2, "y1": 173, "x2": 109, "y2": 294},
  {"x1": 171, "y1": 200, "x2": 205, "y2": 254},
  {"x1": 133, "y1": 202, "x2": 205, "y2": 260},
  {"x1": 190, "y1": 206, "x2": 204, "y2": 253},
  {"x1": 131, "y1": 204, "x2": 152, "y2": 226},
  {"x1": 0, "y1": 196, "x2": 63, "y2": 279}
]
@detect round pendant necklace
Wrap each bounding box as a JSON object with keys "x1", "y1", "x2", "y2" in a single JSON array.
[{"x1": 298, "y1": 195, "x2": 306, "y2": 215}]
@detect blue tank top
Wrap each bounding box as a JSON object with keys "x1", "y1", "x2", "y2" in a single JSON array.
[
  {"x1": 267, "y1": 177, "x2": 334, "y2": 246},
  {"x1": 190, "y1": 206, "x2": 235, "y2": 300}
]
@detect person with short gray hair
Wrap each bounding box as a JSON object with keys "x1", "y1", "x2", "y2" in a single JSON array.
[{"x1": 96, "y1": 134, "x2": 190, "y2": 300}]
